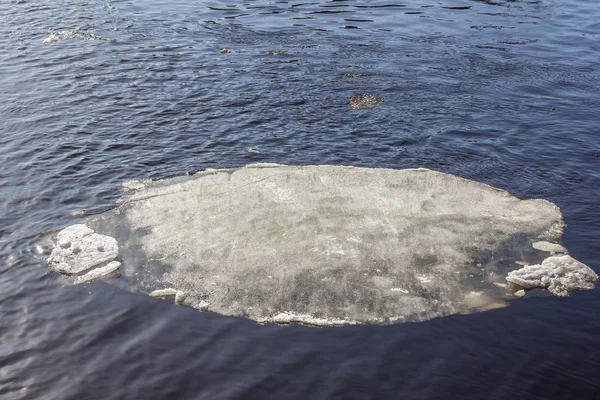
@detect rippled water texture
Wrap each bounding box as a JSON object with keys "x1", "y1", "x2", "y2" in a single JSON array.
[{"x1": 1, "y1": 1, "x2": 599, "y2": 398}]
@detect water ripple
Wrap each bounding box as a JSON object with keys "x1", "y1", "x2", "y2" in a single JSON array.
[{"x1": 1, "y1": 0, "x2": 600, "y2": 398}]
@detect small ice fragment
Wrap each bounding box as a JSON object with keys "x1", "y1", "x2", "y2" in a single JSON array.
[
  {"x1": 515, "y1": 261, "x2": 529, "y2": 266},
  {"x1": 149, "y1": 288, "x2": 178, "y2": 298},
  {"x1": 348, "y1": 93, "x2": 384, "y2": 110},
  {"x1": 514, "y1": 290, "x2": 526, "y2": 298},
  {"x1": 198, "y1": 300, "x2": 210, "y2": 311},
  {"x1": 532, "y1": 241, "x2": 568, "y2": 254},
  {"x1": 43, "y1": 34, "x2": 60, "y2": 44},
  {"x1": 220, "y1": 48, "x2": 231, "y2": 54},
  {"x1": 344, "y1": 73, "x2": 369, "y2": 79},
  {"x1": 43, "y1": 30, "x2": 100, "y2": 44},
  {"x1": 248, "y1": 148, "x2": 260, "y2": 154},
  {"x1": 56, "y1": 29, "x2": 100, "y2": 40},
  {"x1": 74, "y1": 261, "x2": 121, "y2": 284},
  {"x1": 390, "y1": 288, "x2": 409, "y2": 293},
  {"x1": 506, "y1": 255, "x2": 598, "y2": 296},
  {"x1": 175, "y1": 291, "x2": 187, "y2": 304}
]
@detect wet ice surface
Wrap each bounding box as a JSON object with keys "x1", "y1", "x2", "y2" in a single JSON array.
[{"x1": 47, "y1": 165, "x2": 596, "y2": 325}]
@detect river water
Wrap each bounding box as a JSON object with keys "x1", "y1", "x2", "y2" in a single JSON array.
[{"x1": 1, "y1": 0, "x2": 599, "y2": 398}]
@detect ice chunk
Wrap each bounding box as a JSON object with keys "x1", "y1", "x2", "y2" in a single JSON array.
[
  {"x1": 197, "y1": 300, "x2": 210, "y2": 311},
  {"x1": 149, "y1": 288, "x2": 178, "y2": 299},
  {"x1": 348, "y1": 93, "x2": 383, "y2": 109},
  {"x1": 532, "y1": 241, "x2": 567, "y2": 254},
  {"x1": 42, "y1": 34, "x2": 60, "y2": 44},
  {"x1": 506, "y1": 255, "x2": 598, "y2": 296},
  {"x1": 74, "y1": 261, "x2": 121, "y2": 284},
  {"x1": 48, "y1": 226, "x2": 118, "y2": 274},
  {"x1": 174, "y1": 291, "x2": 187, "y2": 305},
  {"x1": 43, "y1": 29, "x2": 100, "y2": 44}
]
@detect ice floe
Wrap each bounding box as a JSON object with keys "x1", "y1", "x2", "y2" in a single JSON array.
[{"x1": 45, "y1": 165, "x2": 598, "y2": 325}]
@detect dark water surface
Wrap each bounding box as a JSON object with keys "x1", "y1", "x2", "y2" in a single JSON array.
[{"x1": 1, "y1": 0, "x2": 599, "y2": 398}]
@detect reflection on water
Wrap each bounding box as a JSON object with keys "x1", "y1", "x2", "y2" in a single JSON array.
[{"x1": 1, "y1": 0, "x2": 599, "y2": 398}]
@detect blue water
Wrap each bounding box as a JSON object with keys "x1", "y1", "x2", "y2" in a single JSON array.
[{"x1": 1, "y1": 1, "x2": 599, "y2": 398}]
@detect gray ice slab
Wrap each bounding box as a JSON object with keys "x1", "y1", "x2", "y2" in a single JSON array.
[{"x1": 49, "y1": 164, "x2": 597, "y2": 325}]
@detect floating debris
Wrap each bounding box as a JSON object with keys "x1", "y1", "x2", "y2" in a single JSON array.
[
  {"x1": 42, "y1": 34, "x2": 60, "y2": 44},
  {"x1": 198, "y1": 300, "x2": 210, "y2": 311},
  {"x1": 348, "y1": 93, "x2": 384, "y2": 109},
  {"x1": 42, "y1": 29, "x2": 101, "y2": 44},
  {"x1": 344, "y1": 73, "x2": 369, "y2": 78},
  {"x1": 175, "y1": 291, "x2": 187, "y2": 305}
]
